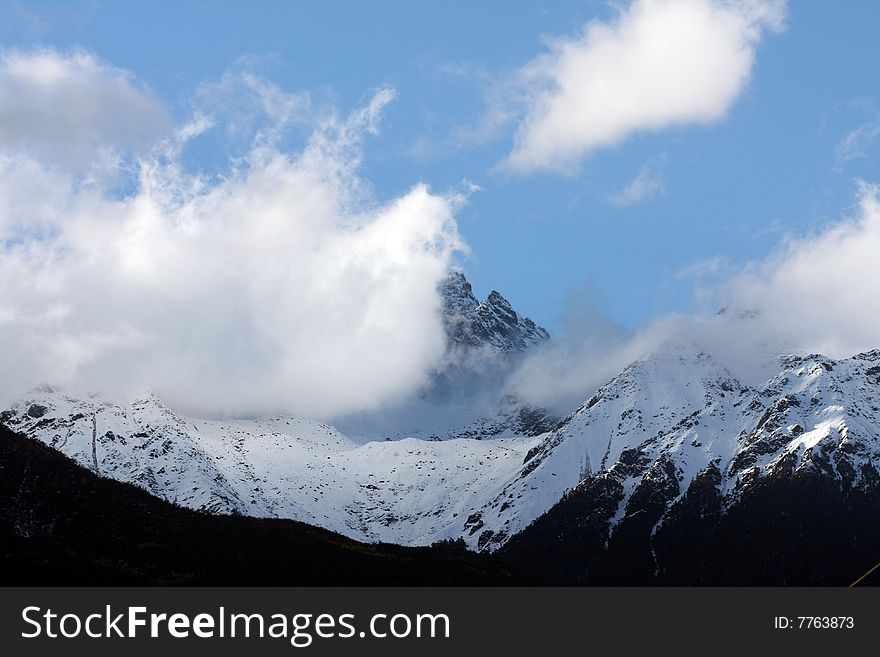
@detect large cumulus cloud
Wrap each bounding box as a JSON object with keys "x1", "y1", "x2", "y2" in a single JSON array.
[{"x1": 0, "y1": 51, "x2": 465, "y2": 418}]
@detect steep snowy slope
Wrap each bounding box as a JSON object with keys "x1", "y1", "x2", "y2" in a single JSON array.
[
  {"x1": 724, "y1": 350, "x2": 880, "y2": 492},
  {"x1": 498, "y1": 347, "x2": 880, "y2": 584},
  {"x1": 447, "y1": 342, "x2": 880, "y2": 551},
  {"x1": 455, "y1": 341, "x2": 751, "y2": 549},
  {"x1": 0, "y1": 389, "x2": 246, "y2": 514}
]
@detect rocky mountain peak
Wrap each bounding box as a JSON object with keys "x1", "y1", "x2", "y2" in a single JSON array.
[
  {"x1": 485, "y1": 290, "x2": 510, "y2": 307},
  {"x1": 439, "y1": 272, "x2": 478, "y2": 311},
  {"x1": 439, "y1": 271, "x2": 549, "y2": 354}
]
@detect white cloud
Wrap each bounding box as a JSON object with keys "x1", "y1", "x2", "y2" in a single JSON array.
[
  {"x1": 0, "y1": 55, "x2": 466, "y2": 419},
  {"x1": 0, "y1": 49, "x2": 170, "y2": 173},
  {"x1": 610, "y1": 162, "x2": 665, "y2": 206},
  {"x1": 193, "y1": 68, "x2": 315, "y2": 149},
  {"x1": 503, "y1": 0, "x2": 786, "y2": 173},
  {"x1": 725, "y1": 181, "x2": 880, "y2": 358},
  {"x1": 673, "y1": 255, "x2": 730, "y2": 281}
]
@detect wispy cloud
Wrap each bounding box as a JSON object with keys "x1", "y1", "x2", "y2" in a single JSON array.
[
  {"x1": 834, "y1": 115, "x2": 880, "y2": 170},
  {"x1": 610, "y1": 162, "x2": 665, "y2": 206},
  {"x1": 725, "y1": 181, "x2": 880, "y2": 358},
  {"x1": 501, "y1": 0, "x2": 787, "y2": 174},
  {"x1": 0, "y1": 1, "x2": 96, "y2": 39},
  {"x1": 402, "y1": 61, "x2": 518, "y2": 162}
]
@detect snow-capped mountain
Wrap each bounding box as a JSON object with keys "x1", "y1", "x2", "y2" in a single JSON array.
[
  {"x1": 5, "y1": 339, "x2": 880, "y2": 568},
  {"x1": 4, "y1": 251, "x2": 880, "y2": 584},
  {"x1": 0, "y1": 271, "x2": 561, "y2": 547},
  {"x1": 461, "y1": 340, "x2": 754, "y2": 549},
  {"x1": 0, "y1": 387, "x2": 545, "y2": 546},
  {"x1": 474, "y1": 343, "x2": 880, "y2": 549},
  {"x1": 495, "y1": 343, "x2": 880, "y2": 584},
  {"x1": 439, "y1": 272, "x2": 549, "y2": 354}
]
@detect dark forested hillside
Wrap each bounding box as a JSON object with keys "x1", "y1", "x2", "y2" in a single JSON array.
[{"x1": 497, "y1": 465, "x2": 880, "y2": 586}]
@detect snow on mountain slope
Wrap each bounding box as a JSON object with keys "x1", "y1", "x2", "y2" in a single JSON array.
[
  {"x1": 0, "y1": 389, "x2": 246, "y2": 514},
  {"x1": 456, "y1": 340, "x2": 752, "y2": 549},
  {"x1": 725, "y1": 349, "x2": 880, "y2": 492},
  {"x1": 192, "y1": 419, "x2": 539, "y2": 544},
  {"x1": 5, "y1": 341, "x2": 880, "y2": 555},
  {"x1": 463, "y1": 342, "x2": 880, "y2": 551},
  {"x1": 1, "y1": 387, "x2": 541, "y2": 545}
]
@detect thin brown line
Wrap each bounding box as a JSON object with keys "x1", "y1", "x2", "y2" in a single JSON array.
[{"x1": 849, "y1": 559, "x2": 880, "y2": 587}]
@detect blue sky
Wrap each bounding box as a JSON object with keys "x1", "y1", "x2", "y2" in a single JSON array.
[{"x1": 2, "y1": 0, "x2": 878, "y2": 333}]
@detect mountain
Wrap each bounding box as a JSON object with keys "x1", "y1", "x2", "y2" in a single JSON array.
[
  {"x1": 460, "y1": 340, "x2": 750, "y2": 551},
  {"x1": 496, "y1": 344, "x2": 880, "y2": 585},
  {"x1": 5, "y1": 279, "x2": 880, "y2": 584},
  {"x1": 0, "y1": 423, "x2": 520, "y2": 585},
  {"x1": 336, "y1": 271, "x2": 555, "y2": 441},
  {"x1": 0, "y1": 386, "x2": 548, "y2": 547},
  {"x1": 439, "y1": 272, "x2": 549, "y2": 354},
  {"x1": 0, "y1": 273, "x2": 556, "y2": 548}
]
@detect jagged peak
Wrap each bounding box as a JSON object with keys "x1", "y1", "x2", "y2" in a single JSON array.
[
  {"x1": 438, "y1": 271, "x2": 549, "y2": 353},
  {"x1": 439, "y1": 271, "x2": 478, "y2": 314},
  {"x1": 485, "y1": 290, "x2": 511, "y2": 307},
  {"x1": 774, "y1": 348, "x2": 880, "y2": 371},
  {"x1": 130, "y1": 390, "x2": 170, "y2": 408},
  {"x1": 439, "y1": 270, "x2": 472, "y2": 294},
  {"x1": 850, "y1": 348, "x2": 880, "y2": 363},
  {"x1": 777, "y1": 352, "x2": 837, "y2": 370}
]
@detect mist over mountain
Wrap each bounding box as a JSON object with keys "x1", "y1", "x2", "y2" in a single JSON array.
[
  {"x1": 5, "y1": 277, "x2": 880, "y2": 584},
  {"x1": 334, "y1": 271, "x2": 555, "y2": 441}
]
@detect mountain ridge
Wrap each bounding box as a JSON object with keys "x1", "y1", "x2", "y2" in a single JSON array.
[
  {"x1": 0, "y1": 423, "x2": 520, "y2": 585},
  {"x1": 4, "y1": 276, "x2": 880, "y2": 584},
  {"x1": 6, "y1": 340, "x2": 880, "y2": 564},
  {"x1": 496, "y1": 345, "x2": 880, "y2": 583}
]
